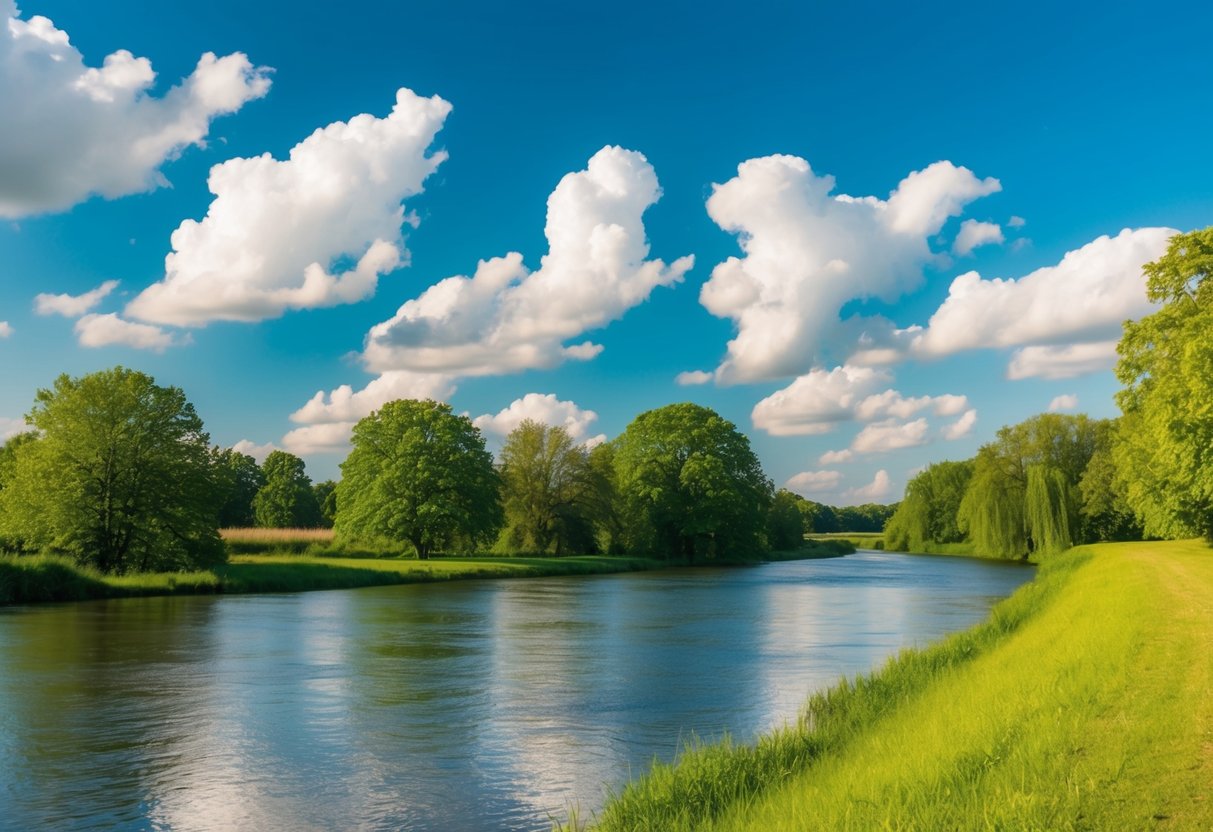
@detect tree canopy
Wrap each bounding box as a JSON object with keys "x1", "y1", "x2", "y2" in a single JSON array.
[
  {"x1": 1114, "y1": 227, "x2": 1213, "y2": 539},
  {"x1": 335, "y1": 399, "x2": 502, "y2": 559},
  {"x1": 885, "y1": 460, "x2": 972, "y2": 552},
  {"x1": 498, "y1": 420, "x2": 598, "y2": 554},
  {"x1": 214, "y1": 448, "x2": 265, "y2": 528},
  {"x1": 0, "y1": 367, "x2": 224, "y2": 573},
  {"x1": 614, "y1": 403, "x2": 772, "y2": 561},
  {"x1": 254, "y1": 450, "x2": 322, "y2": 528}
]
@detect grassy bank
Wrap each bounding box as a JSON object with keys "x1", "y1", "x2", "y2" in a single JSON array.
[
  {"x1": 808, "y1": 533, "x2": 884, "y2": 550},
  {"x1": 0, "y1": 552, "x2": 665, "y2": 605},
  {"x1": 570, "y1": 539, "x2": 1213, "y2": 831}
]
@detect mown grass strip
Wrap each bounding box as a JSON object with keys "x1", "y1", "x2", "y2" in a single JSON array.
[{"x1": 570, "y1": 540, "x2": 1213, "y2": 832}]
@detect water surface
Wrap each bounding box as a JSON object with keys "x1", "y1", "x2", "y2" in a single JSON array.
[{"x1": 0, "y1": 551, "x2": 1032, "y2": 831}]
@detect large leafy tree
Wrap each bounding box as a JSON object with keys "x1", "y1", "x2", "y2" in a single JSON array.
[
  {"x1": 1114, "y1": 227, "x2": 1213, "y2": 539},
  {"x1": 614, "y1": 403, "x2": 773, "y2": 561},
  {"x1": 0, "y1": 367, "x2": 225, "y2": 573},
  {"x1": 253, "y1": 450, "x2": 322, "y2": 528},
  {"x1": 335, "y1": 399, "x2": 502, "y2": 559},
  {"x1": 885, "y1": 460, "x2": 973, "y2": 552},
  {"x1": 214, "y1": 448, "x2": 265, "y2": 528},
  {"x1": 766, "y1": 489, "x2": 806, "y2": 550},
  {"x1": 498, "y1": 420, "x2": 596, "y2": 554},
  {"x1": 958, "y1": 413, "x2": 1097, "y2": 558}
]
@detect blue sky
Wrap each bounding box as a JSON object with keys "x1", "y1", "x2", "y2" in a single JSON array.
[{"x1": 2, "y1": 0, "x2": 1211, "y2": 503}]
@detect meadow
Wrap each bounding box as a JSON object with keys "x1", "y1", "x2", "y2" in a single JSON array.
[{"x1": 568, "y1": 539, "x2": 1213, "y2": 831}]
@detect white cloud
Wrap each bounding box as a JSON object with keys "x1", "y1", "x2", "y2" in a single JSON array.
[
  {"x1": 941, "y1": 408, "x2": 978, "y2": 440},
  {"x1": 126, "y1": 88, "x2": 451, "y2": 326},
  {"x1": 851, "y1": 419, "x2": 930, "y2": 454},
  {"x1": 952, "y1": 219, "x2": 1004, "y2": 256},
  {"x1": 675, "y1": 370, "x2": 713, "y2": 386},
  {"x1": 34, "y1": 280, "x2": 119, "y2": 316},
  {"x1": 1008, "y1": 215, "x2": 1026, "y2": 228},
  {"x1": 751, "y1": 364, "x2": 967, "y2": 438},
  {"x1": 701, "y1": 155, "x2": 999, "y2": 382},
  {"x1": 363, "y1": 146, "x2": 692, "y2": 376},
  {"x1": 752, "y1": 365, "x2": 891, "y2": 436},
  {"x1": 74, "y1": 313, "x2": 183, "y2": 351},
  {"x1": 0, "y1": 321, "x2": 11, "y2": 338},
  {"x1": 1, "y1": 416, "x2": 27, "y2": 439},
  {"x1": 1006, "y1": 340, "x2": 1119, "y2": 380},
  {"x1": 283, "y1": 370, "x2": 457, "y2": 456},
  {"x1": 819, "y1": 449, "x2": 854, "y2": 465},
  {"x1": 0, "y1": 2, "x2": 270, "y2": 217},
  {"x1": 1048, "y1": 394, "x2": 1079, "y2": 412},
  {"x1": 231, "y1": 439, "x2": 276, "y2": 464},
  {"x1": 785, "y1": 470, "x2": 843, "y2": 496},
  {"x1": 472, "y1": 393, "x2": 601, "y2": 443},
  {"x1": 843, "y1": 470, "x2": 892, "y2": 503},
  {"x1": 912, "y1": 227, "x2": 1175, "y2": 357}
]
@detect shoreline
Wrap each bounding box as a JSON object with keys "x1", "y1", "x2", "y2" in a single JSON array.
[
  {"x1": 568, "y1": 539, "x2": 1213, "y2": 830},
  {"x1": 0, "y1": 540, "x2": 854, "y2": 606}
]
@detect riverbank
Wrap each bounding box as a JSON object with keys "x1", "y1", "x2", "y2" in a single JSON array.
[
  {"x1": 570, "y1": 539, "x2": 1213, "y2": 831},
  {"x1": 0, "y1": 539, "x2": 851, "y2": 605}
]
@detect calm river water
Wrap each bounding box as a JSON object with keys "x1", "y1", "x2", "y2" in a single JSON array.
[{"x1": 0, "y1": 551, "x2": 1032, "y2": 831}]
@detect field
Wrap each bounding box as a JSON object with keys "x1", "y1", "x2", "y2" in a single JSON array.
[{"x1": 570, "y1": 539, "x2": 1213, "y2": 831}]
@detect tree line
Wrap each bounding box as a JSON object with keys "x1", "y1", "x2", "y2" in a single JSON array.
[
  {"x1": 0, "y1": 377, "x2": 881, "y2": 574},
  {"x1": 886, "y1": 227, "x2": 1213, "y2": 559}
]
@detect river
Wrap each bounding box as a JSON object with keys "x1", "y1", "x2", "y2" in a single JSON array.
[{"x1": 0, "y1": 551, "x2": 1032, "y2": 831}]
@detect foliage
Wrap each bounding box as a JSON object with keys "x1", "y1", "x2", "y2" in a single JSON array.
[
  {"x1": 0, "y1": 367, "x2": 225, "y2": 573},
  {"x1": 884, "y1": 460, "x2": 973, "y2": 552},
  {"x1": 1077, "y1": 419, "x2": 1141, "y2": 541},
  {"x1": 312, "y1": 480, "x2": 338, "y2": 528},
  {"x1": 335, "y1": 399, "x2": 503, "y2": 559},
  {"x1": 797, "y1": 499, "x2": 839, "y2": 534},
  {"x1": 213, "y1": 448, "x2": 265, "y2": 528},
  {"x1": 958, "y1": 414, "x2": 1096, "y2": 559},
  {"x1": 1114, "y1": 226, "x2": 1213, "y2": 539},
  {"x1": 614, "y1": 403, "x2": 773, "y2": 562},
  {"x1": 834, "y1": 503, "x2": 896, "y2": 533},
  {"x1": 766, "y1": 489, "x2": 806, "y2": 550},
  {"x1": 498, "y1": 420, "x2": 597, "y2": 554},
  {"x1": 253, "y1": 450, "x2": 322, "y2": 528}
]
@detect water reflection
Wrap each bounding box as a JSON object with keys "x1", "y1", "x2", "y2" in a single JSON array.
[{"x1": 0, "y1": 552, "x2": 1032, "y2": 831}]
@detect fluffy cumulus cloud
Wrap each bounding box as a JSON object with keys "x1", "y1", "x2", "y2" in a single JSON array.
[
  {"x1": 126, "y1": 88, "x2": 451, "y2": 326},
  {"x1": 472, "y1": 393, "x2": 602, "y2": 444},
  {"x1": 952, "y1": 219, "x2": 1004, "y2": 256},
  {"x1": 675, "y1": 370, "x2": 713, "y2": 386},
  {"x1": 34, "y1": 280, "x2": 119, "y2": 317},
  {"x1": 363, "y1": 146, "x2": 693, "y2": 376},
  {"x1": 843, "y1": 470, "x2": 892, "y2": 503},
  {"x1": 751, "y1": 364, "x2": 968, "y2": 438},
  {"x1": 941, "y1": 408, "x2": 978, "y2": 440},
  {"x1": 785, "y1": 470, "x2": 843, "y2": 496},
  {"x1": 0, "y1": 320, "x2": 11, "y2": 338},
  {"x1": 1, "y1": 415, "x2": 26, "y2": 438},
  {"x1": 283, "y1": 370, "x2": 457, "y2": 456},
  {"x1": 818, "y1": 449, "x2": 853, "y2": 465},
  {"x1": 1006, "y1": 340, "x2": 1119, "y2": 380},
  {"x1": 699, "y1": 155, "x2": 999, "y2": 383},
  {"x1": 74, "y1": 313, "x2": 183, "y2": 351},
  {"x1": 1048, "y1": 394, "x2": 1079, "y2": 412},
  {"x1": 911, "y1": 227, "x2": 1176, "y2": 359},
  {"x1": 851, "y1": 418, "x2": 930, "y2": 454},
  {"x1": 0, "y1": 1, "x2": 270, "y2": 217},
  {"x1": 231, "y1": 439, "x2": 276, "y2": 464}
]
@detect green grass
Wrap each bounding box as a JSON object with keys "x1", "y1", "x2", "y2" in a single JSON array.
[
  {"x1": 808, "y1": 533, "x2": 884, "y2": 550},
  {"x1": 568, "y1": 540, "x2": 1213, "y2": 831},
  {"x1": 0, "y1": 551, "x2": 666, "y2": 604}
]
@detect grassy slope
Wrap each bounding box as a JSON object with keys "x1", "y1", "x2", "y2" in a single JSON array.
[{"x1": 579, "y1": 540, "x2": 1213, "y2": 831}]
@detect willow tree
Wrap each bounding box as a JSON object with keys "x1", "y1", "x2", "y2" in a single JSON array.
[
  {"x1": 1114, "y1": 226, "x2": 1213, "y2": 540},
  {"x1": 1024, "y1": 464, "x2": 1074, "y2": 555},
  {"x1": 498, "y1": 420, "x2": 596, "y2": 554},
  {"x1": 885, "y1": 459, "x2": 973, "y2": 552}
]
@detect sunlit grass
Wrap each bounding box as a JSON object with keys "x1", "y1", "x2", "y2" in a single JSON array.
[{"x1": 569, "y1": 540, "x2": 1213, "y2": 831}]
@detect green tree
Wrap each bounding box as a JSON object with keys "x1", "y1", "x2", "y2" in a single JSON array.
[
  {"x1": 498, "y1": 420, "x2": 596, "y2": 554},
  {"x1": 885, "y1": 460, "x2": 973, "y2": 552},
  {"x1": 253, "y1": 450, "x2": 322, "y2": 528},
  {"x1": 1114, "y1": 227, "x2": 1213, "y2": 539},
  {"x1": 1078, "y1": 419, "x2": 1141, "y2": 542},
  {"x1": 767, "y1": 489, "x2": 806, "y2": 550},
  {"x1": 313, "y1": 480, "x2": 338, "y2": 528},
  {"x1": 614, "y1": 403, "x2": 773, "y2": 562},
  {"x1": 335, "y1": 399, "x2": 502, "y2": 559},
  {"x1": 0, "y1": 367, "x2": 224, "y2": 573},
  {"x1": 958, "y1": 413, "x2": 1096, "y2": 558},
  {"x1": 214, "y1": 448, "x2": 265, "y2": 528},
  {"x1": 798, "y1": 500, "x2": 839, "y2": 534}
]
